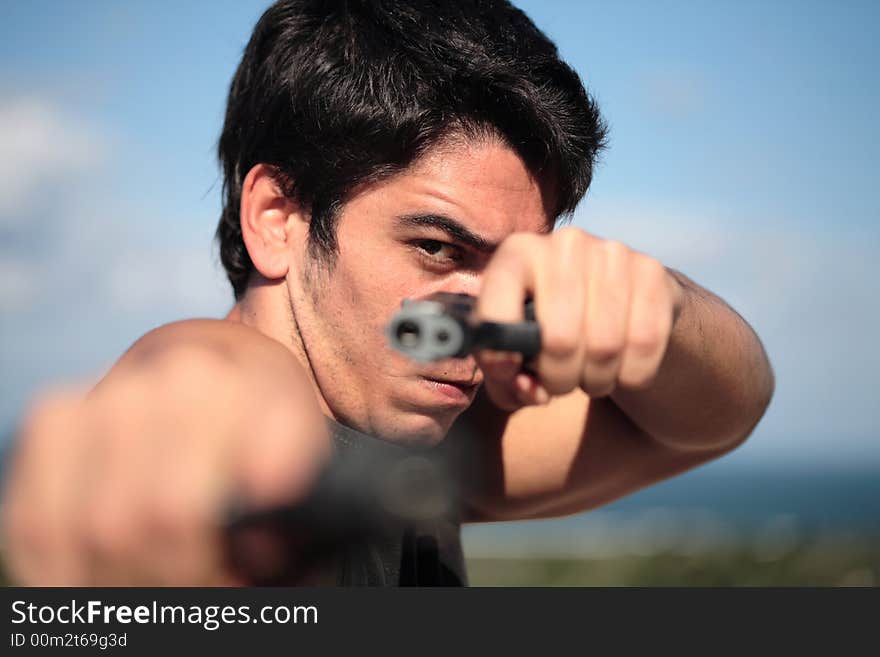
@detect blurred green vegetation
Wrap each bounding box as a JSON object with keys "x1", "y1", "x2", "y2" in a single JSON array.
[
  {"x1": 1, "y1": 536, "x2": 877, "y2": 586},
  {"x1": 466, "y1": 536, "x2": 880, "y2": 586}
]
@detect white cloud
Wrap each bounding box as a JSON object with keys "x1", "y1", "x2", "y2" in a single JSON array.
[
  {"x1": 0, "y1": 258, "x2": 41, "y2": 313},
  {"x1": 103, "y1": 241, "x2": 231, "y2": 315},
  {"x1": 0, "y1": 95, "x2": 230, "y2": 317},
  {"x1": 0, "y1": 95, "x2": 231, "y2": 428},
  {"x1": 0, "y1": 97, "x2": 107, "y2": 220},
  {"x1": 572, "y1": 197, "x2": 726, "y2": 268}
]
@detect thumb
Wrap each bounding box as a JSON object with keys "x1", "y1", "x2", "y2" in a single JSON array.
[{"x1": 475, "y1": 350, "x2": 525, "y2": 412}]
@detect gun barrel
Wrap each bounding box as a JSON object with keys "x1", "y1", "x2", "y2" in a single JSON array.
[{"x1": 387, "y1": 293, "x2": 540, "y2": 362}]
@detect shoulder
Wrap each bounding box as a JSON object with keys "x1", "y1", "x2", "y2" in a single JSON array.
[
  {"x1": 131, "y1": 318, "x2": 266, "y2": 346},
  {"x1": 115, "y1": 318, "x2": 302, "y2": 380}
]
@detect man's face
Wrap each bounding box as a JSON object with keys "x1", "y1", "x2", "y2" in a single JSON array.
[{"x1": 287, "y1": 138, "x2": 554, "y2": 444}]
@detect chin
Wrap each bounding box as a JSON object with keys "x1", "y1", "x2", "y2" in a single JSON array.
[{"x1": 379, "y1": 409, "x2": 462, "y2": 447}]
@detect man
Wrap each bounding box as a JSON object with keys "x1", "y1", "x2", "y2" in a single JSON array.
[{"x1": 0, "y1": 0, "x2": 774, "y2": 586}]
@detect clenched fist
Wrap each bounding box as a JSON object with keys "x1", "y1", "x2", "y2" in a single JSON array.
[
  {"x1": 0, "y1": 321, "x2": 330, "y2": 586},
  {"x1": 476, "y1": 227, "x2": 685, "y2": 409}
]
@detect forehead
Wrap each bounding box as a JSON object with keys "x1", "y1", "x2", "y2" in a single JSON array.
[{"x1": 342, "y1": 138, "x2": 556, "y2": 238}]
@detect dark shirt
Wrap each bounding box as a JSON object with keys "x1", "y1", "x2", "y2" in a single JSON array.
[{"x1": 327, "y1": 417, "x2": 468, "y2": 586}]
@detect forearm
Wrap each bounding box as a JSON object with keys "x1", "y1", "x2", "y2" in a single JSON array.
[{"x1": 610, "y1": 270, "x2": 774, "y2": 452}]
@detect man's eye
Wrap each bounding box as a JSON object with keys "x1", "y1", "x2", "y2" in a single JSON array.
[{"x1": 414, "y1": 239, "x2": 461, "y2": 262}]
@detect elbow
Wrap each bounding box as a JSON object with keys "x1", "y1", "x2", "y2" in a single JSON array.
[
  {"x1": 755, "y1": 362, "x2": 776, "y2": 425},
  {"x1": 738, "y1": 360, "x2": 775, "y2": 446},
  {"x1": 733, "y1": 326, "x2": 776, "y2": 449},
  {"x1": 708, "y1": 358, "x2": 776, "y2": 455},
  {"x1": 651, "y1": 368, "x2": 775, "y2": 456},
  {"x1": 706, "y1": 302, "x2": 776, "y2": 454}
]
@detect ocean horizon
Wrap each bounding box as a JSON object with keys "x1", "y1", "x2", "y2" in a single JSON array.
[{"x1": 463, "y1": 462, "x2": 880, "y2": 560}]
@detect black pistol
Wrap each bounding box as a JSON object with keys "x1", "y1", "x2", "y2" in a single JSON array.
[{"x1": 387, "y1": 292, "x2": 541, "y2": 362}]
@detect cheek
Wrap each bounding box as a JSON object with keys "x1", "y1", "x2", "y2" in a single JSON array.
[
  {"x1": 336, "y1": 241, "x2": 424, "y2": 311},
  {"x1": 319, "y1": 253, "x2": 413, "y2": 355}
]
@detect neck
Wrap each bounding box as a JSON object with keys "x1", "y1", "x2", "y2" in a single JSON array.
[{"x1": 226, "y1": 275, "x2": 337, "y2": 421}]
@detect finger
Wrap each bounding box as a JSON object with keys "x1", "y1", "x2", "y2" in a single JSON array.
[
  {"x1": 477, "y1": 233, "x2": 537, "y2": 323},
  {"x1": 533, "y1": 227, "x2": 588, "y2": 395},
  {"x1": 234, "y1": 391, "x2": 330, "y2": 510},
  {"x1": 138, "y1": 403, "x2": 234, "y2": 585},
  {"x1": 118, "y1": 387, "x2": 219, "y2": 586},
  {"x1": 580, "y1": 240, "x2": 631, "y2": 398},
  {"x1": 223, "y1": 393, "x2": 331, "y2": 584},
  {"x1": 76, "y1": 382, "x2": 155, "y2": 586},
  {"x1": 474, "y1": 350, "x2": 524, "y2": 411},
  {"x1": 618, "y1": 257, "x2": 675, "y2": 390},
  {"x1": 132, "y1": 367, "x2": 253, "y2": 586},
  {"x1": 476, "y1": 234, "x2": 540, "y2": 409},
  {"x1": 115, "y1": 346, "x2": 246, "y2": 584},
  {"x1": 513, "y1": 372, "x2": 551, "y2": 406}
]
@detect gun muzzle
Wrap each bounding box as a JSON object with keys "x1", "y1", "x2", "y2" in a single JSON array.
[{"x1": 387, "y1": 292, "x2": 540, "y2": 362}]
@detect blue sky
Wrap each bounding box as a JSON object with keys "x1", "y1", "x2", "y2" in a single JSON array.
[{"x1": 1, "y1": 0, "x2": 878, "y2": 470}]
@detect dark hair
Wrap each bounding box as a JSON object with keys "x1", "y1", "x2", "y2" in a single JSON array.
[{"x1": 217, "y1": 0, "x2": 607, "y2": 299}]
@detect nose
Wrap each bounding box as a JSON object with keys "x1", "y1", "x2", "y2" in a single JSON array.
[{"x1": 442, "y1": 271, "x2": 482, "y2": 300}]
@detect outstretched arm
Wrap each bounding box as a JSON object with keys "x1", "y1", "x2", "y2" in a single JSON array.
[
  {"x1": 610, "y1": 269, "x2": 773, "y2": 451},
  {"x1": 455, "y1": 229, "x2": 773, "y2": 521}
]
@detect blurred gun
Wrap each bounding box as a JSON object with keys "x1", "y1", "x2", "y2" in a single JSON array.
[
  {"x1": 387, "y1": 292, "x2": 541, "y2": 362},
  {"x1": 222, "y1": 438, "x2": 454, "y2": 585}
]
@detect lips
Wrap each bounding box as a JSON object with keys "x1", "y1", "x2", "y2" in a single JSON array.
[
  {"x1": 416, "y1": 374, "x2": 482, "y2": 407},
  {"x1": 423, "y1": 376, "x2": 482, "y2": 390}
]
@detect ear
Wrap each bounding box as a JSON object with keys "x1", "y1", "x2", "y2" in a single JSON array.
[{"x1": 239, "y1": 164, "x2": 308, "y2": 280}]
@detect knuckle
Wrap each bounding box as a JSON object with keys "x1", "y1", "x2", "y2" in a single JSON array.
[
  {"x1": 636, "y1": 254, "x2": 666, "y2": 280},
  {"x1": 541, "y1": 327, "x2": 581, "y2": 358},
  {"x1": 628, "y1": 326, "x2": 664, "y2": 356},
  {"x1": 240, "y1": 440, "x2": 320, "y2": 506},
  {"x1": 580, "y1": 355, "x2": 621, "y2": 394},
  {"x1": 619, "y1": 367, "x2": 656, "y2": 390},
  {"x1": 580, "y1": 376, "x2": 615, "y2": 398},
  {"x1": 585, "y1": 331, "x2": 625, "y2": 361},
  {"x1": 540, "y1": 369, "x2": 580, "y2": 396}
]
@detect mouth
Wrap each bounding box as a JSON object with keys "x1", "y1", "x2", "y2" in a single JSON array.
[
  {"x1": 422, "y1": 370, "x2": 483, "y2": 388},
  {"x1": 427, "y1": 378, "x2": 480, "y2": 390},
  {"x1": 419, "y1": 376, "x2": 482, "y2": 405}
]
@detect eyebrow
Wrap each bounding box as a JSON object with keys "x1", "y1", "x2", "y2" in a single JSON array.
[{"x1": 394, "y1": 213, "x2": 498, "y2": 253}]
